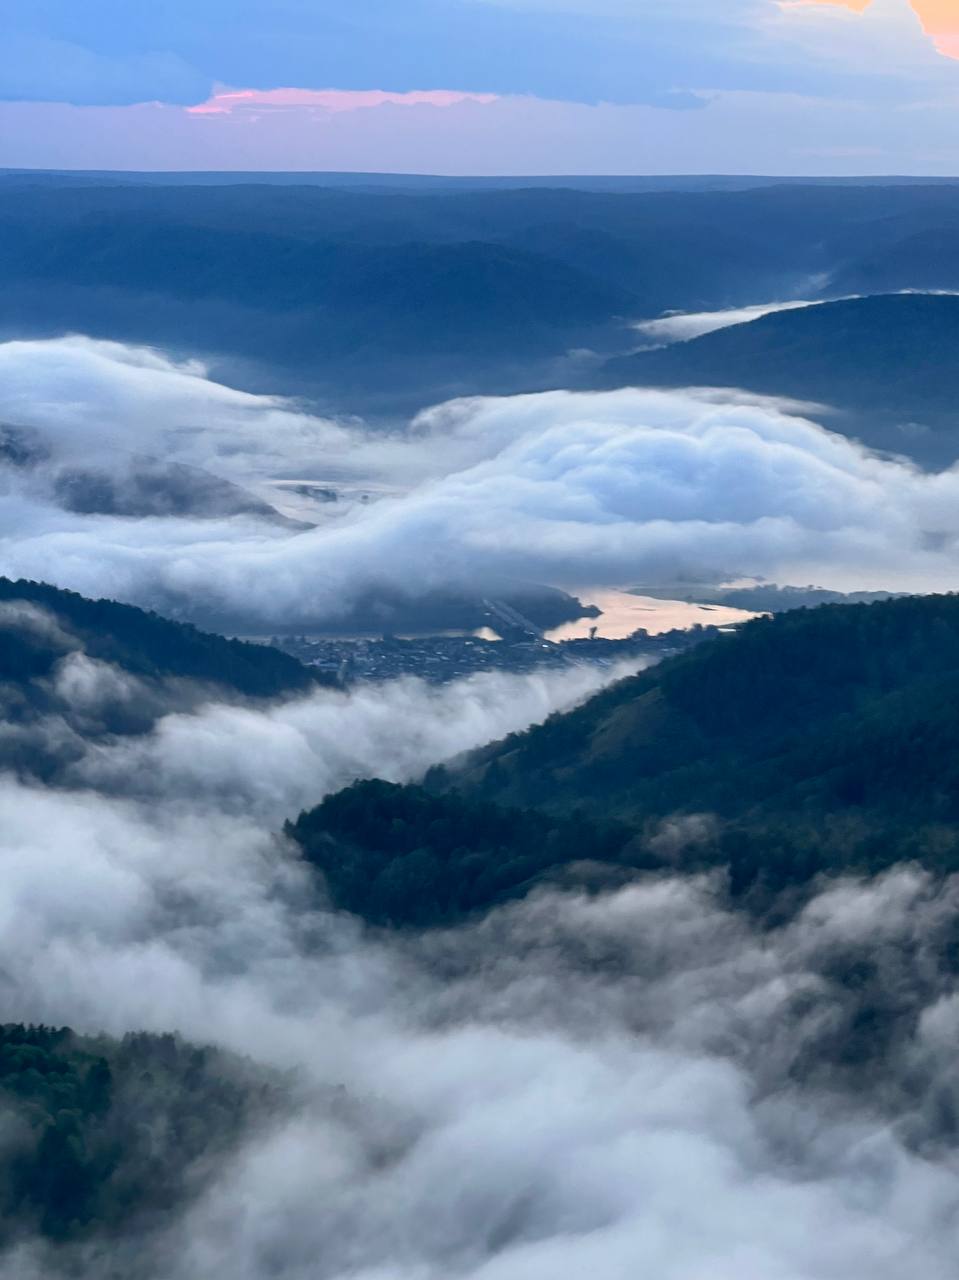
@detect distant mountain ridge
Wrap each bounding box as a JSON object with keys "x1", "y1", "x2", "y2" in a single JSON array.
[
  {"x1": 8, "y1": 170, "x2": 959, "y2": 191},
  {"x1": 8, "y1": 180, "x2": 959, "y2": 411}
]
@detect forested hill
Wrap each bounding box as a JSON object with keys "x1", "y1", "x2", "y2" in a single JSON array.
[
  {"x1": 0, "y1": 1023, "x2": 272, "y2": 1246},
  {"x1": 290, "y1": 595, "x2": 959, "y2": 925},
  {"x1": 286, "y1": 779, "x2": 636, "y2": 929},
  {"x1": 467, "y1": 592, "x2": 959, "y2": 822},
  {"x1": 0, "y1": 577, "x2": 318, "y2": 698},
  {"x1": 600, "y1": 294, "x2": 959, "y2": 467}
]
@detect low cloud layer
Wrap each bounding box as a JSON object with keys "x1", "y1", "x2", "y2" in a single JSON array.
[
  {"x1": 2, "y1": 336, "x2": 959, "y2": 628},
  {"x1": 186, "y1": 87, "x2": 499, "y2": 115},
  {"x1": 0, "y1": 341, "x2": 950, "y2": 621},
  {"x1": 634, "y1": 290, "x2": 959, "y2": 345},
  {"x1": 634, "y1": 298, "x2": 827, "y2": 343},
  {"x1": 65, "y1": 660, "x2": 631, "y2": 822},
  {"x1": 3, "y1": 752, "x2": 959, "y2": 1276},
  {"x1": 2, "y1": 517, "x2": 959, "y2": 1273}
]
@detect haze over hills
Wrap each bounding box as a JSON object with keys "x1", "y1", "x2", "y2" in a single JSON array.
[
  {"x1": 6, "y1": 570, "x2": 959, "y2": 1271},
  {"x1": 0, "y1": 577, "x2": 325, "y2": 780},
  {"x1": 10, "y1": 170, "x2": 959, "y2": 191},
  {"x1": 602, "y1": 293, "x2": 959, "y2": 467},
  {"x1": 0, "y1": 421, "x2": 301, "y2": 524},
  {"x1": 6, "y1": 176, "x2": 959, "y2": 412},
  {"x1": 827, "y1": 229, "x2": 959, "y2": 297}
]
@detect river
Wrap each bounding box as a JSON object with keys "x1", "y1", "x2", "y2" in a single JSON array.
[{"x1": 545, "y1": 589, "x2": 758, "y2": 641}]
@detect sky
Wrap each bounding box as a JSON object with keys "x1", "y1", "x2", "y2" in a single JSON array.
[{"x1": 1, "y1": 0, "x2": 958, "y2": 174}]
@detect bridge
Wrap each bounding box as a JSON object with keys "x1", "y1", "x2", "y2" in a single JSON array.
[{"x1": 482, "y1": 598, "x2": 547, "y2": 641}]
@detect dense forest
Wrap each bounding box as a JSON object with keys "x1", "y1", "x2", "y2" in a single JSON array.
[
  {"x1": 466, "y1": 593, "x2": 959, "y2": 810},
  {"x1": 0, "y1": 1024, "x2": 272, "y2": 1246},
  {"x1": 290, "y1": 594, "x2": 959, "y2": 923},
  {"x1": 287, "y1": 779, "x2": 639, "y2": 928}
]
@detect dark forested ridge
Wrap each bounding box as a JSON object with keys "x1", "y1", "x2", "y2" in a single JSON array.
[
  {"x1": 0, "y1": 577, "x2": 329, "y2": 781},
  {"x1": 291, "y1": 595, "x2": 959, "y2": 924},
  {"x1": 0, "y1": 577, "x2": 318, "y2": 698},
  {"x1": 469, "y1": 593, "x2": 959, "y2": 811},
  {"x1": 0, "y1": 1023, "x2": 272, "y2": 1245},
  {"x1": 468, "y1": 593, "x2": 959, "y2": 889},
  {"x1": 286, "y1": 779, "x2": 637, "y2": 928},
  {"x1": 601, "y1": 294, "x2": 959, "y2": 467}
]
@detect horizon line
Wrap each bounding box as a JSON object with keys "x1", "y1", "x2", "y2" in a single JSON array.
[{"x1": 4, "y1": 167, "x2": 959, "y2": 182}]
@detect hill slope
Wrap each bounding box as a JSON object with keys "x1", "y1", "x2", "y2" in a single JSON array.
[
  {"x1": 467, "y1": 594, "x2": 959, "y2": 886},
  {"x1": 0, "y1": 1023, "x2": 271, "y2": 1245},
  {"x1": 826, "y1": 229, "x2": 959, "y2": 297},
  {"x1": 468, "y1": 592, "x2": 959, "y2": 811},
  {"x1": 0, "y1": 577, "x2": 317, "y2": 699},
  {"x1": 0, "y1": 577, "x2": 327, "y2": 781},
  {"x1": 601, "y1": 294, "x2": 959, "y2": 467},
  {"x1": 290, "y1": 595, "x2": 959, "y2": 924}
]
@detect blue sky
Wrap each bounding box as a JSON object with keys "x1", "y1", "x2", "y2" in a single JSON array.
[{"x1": 1, "y1": 0, "x2": 957, "y2": 173}]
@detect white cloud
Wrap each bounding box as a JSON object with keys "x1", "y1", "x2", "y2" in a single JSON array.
[
  {"x1": 3, "y1": 338, "x2": 959, "y2": 625},
  {"x1": 1, "y1": 750, "x2": 958, "y2": 1276},
  {"x1": 2, "y1": 405, "x2": 959, "y2": 1272},
  {"x1": 5, "y1": 71, "x2": 959, "y2": 175},
  {"x1": 634, "y1": 292, "x2": 959, "y2": 345},
  {"x1": 0, "y1": 335, "x2": 364, "y2": 492},
  {"x1": 68, "y1": 662, "x2": 634, "y2": 823},
  {"x1": 634, "y1": 299, "x2": 828, "y2": 344}
]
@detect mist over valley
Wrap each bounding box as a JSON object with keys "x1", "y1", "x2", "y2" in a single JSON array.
[{"x1": 4, "y1": 144, "x2": 959, "y2": 1279}]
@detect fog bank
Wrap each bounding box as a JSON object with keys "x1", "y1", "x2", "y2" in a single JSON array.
[{"x1": 3, "y1": 338, "x2": 959, "y2": 631}]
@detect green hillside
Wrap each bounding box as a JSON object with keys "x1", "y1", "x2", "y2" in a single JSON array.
[
  {"x1": 0, "y1": 1024, "x2": 270, "y2": 1244},
  {"x1": 291, "y1": 595, "x2": 959, "y2": 924}
]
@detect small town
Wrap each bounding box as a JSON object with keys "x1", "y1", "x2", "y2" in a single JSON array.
[{"x1": 271, "y1": 623, "x2": 736, "y2": 686}]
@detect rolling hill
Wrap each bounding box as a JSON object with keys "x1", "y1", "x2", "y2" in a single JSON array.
[
  {"x1": 0, "y1": 577, "x2": 327, "y2": 781},
  {"x1": 601, "y1": 294, "x2": 959, "y2": 467},
  {"x1": 0, "y1": 577, "x2": 318, "y2": 699},
  {"x1": 12, "y1": 179, "x2": 959, "y2": 411},
  {"x1": 825, "y1": 229, "x2": 959, "y2": 298}
]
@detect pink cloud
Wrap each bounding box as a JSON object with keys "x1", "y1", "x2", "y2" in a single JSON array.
[
  {"x1": 187, "y1": 87, "x2": 499, "y2": 117},
  {"x1": 787, "y1": 0, "x2": 959, "y2": 60},
  {"x1": 7, "y1": 91, "x2": 959, "y2": 176}
]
